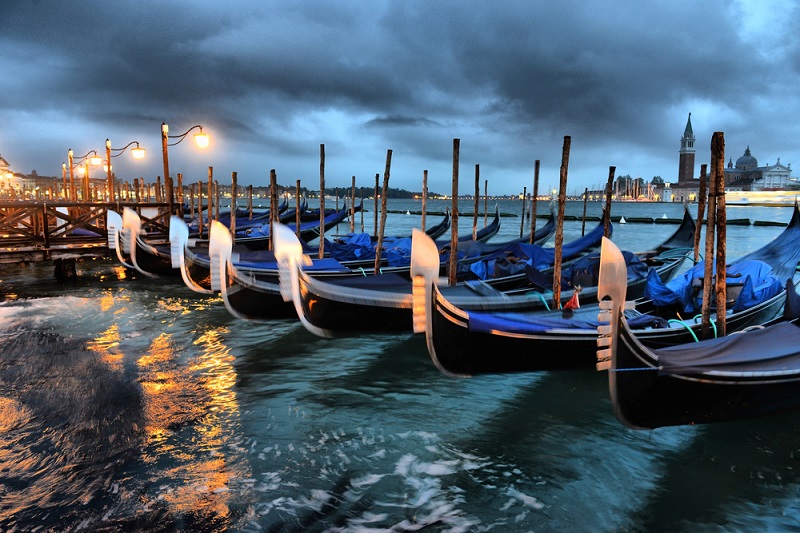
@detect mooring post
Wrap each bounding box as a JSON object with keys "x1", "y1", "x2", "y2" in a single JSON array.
[
  {"x1": 694, "y1": 164, "x2": 708, "y2": 263},
  {"x1": 530, "y1": 160, "x2": 539, "y2": 244},
  {"x1": 269, "y1": 169, "x2": 277, "y2": 252},
  {"x1": 54, "y1": 258, "x2": 77, "y2": 281},
  {"x1": 604, "y1": 166, "x2": 615, "y2": 238},
  {"x1": 230, "y1": 172, "x2": 237, "y2": 243},
  {"x1": 701, "y1": 145, "x2": 719, "y2": 339},
  {"x1": 552, "y1": 136, "x2": 570, "y2": 307},
  {"x1": 421, "y1": 170, "x2": 428, "y2": 232},
  {"x1": 712, "y1": 132, "x2": 727, "y2": 337},
  {"x1": 449, "y1": 139, "x2": 460, "y2": 286},
  {"x1": 374, "y1": 149, "x2": 392, "y2": 274},
  {"x1": 318, "y1": 145, "x2": 325, "y2": 259},
  {"x1": 350, "y1": 176, "x2": 356, "y2": 234},
  {"x1": 473, "y1": 164, "x2": 479, "y2": 240},
  {"x1": 373, "y1": 173, "x2": 379, "y2": 237},
  {"x1": 295, "y1": 180, "x2": 301, "y2": 238},
  {"x1": 581, "y1": 187, "x2": 588, "y2": 236},
  {"x1": 207, "y1": 167, "x2": 214, "y2": 228}
]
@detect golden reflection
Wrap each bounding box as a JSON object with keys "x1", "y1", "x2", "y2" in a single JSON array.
[
  {"x1": 98, "y1": 291, "x2": 115, "y2": 313},
  {"x1": 100, "y1": 264, "x2": 132, "y2": 282},
  {"x1": 88, "y1": 323, "x2": 123, "y2": 370},
  {"x1": 0, "y1": 397, "x2": 30, "y2": 432},
  {"x1": 157, "y1": 458, "x2": 233, "y2": 519},
  {"x1": 191, "y1": 327, "x2": 237, "y2": 412},
  {"x1": 138, "y1": 327, "x2": 247, "y2": 518}
]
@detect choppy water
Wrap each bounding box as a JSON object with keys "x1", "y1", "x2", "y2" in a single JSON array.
[{"x1": 1, "y1": 200, "x2": 799, "y2": 532}]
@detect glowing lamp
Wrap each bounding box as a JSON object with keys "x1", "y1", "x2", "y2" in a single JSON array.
[
  {"x1": 194, "y1": 130, "x2": 210, "y2": 149},
  {"x1": 89, "y1": 154, "x2": 102, "y2": 166},
  {"x1": 131, "y1": 144, "x2": 146, "y2": 159}
]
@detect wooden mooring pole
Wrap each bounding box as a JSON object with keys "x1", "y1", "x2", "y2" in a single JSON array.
[
  {"x1": 604, "y1": 166, "x2": 615, "y2": 238},
  {"x1": 421, "y1": 170, "x2": 428, "y2": 232},
  {"x1": 712, "y1": 133, "x2": 727, "y2": 337},
  {"x1": 270, "y1": 169, "x2": 278, "y2": 252},
  {"x1": 530, "y1": 160, "x2": 539, "y2": 244},
  {"x1": 373, "y1": 149, "x2": 392, "y2": 274},
  {"x1": 373, "y1": 173, "x2": 379, "y2": 237},
  {"x1": 473, "y1": 164, "x2": 479, "y2": 240},
  {"x1": 701, "y1": 143, "x2": 719, "y2": 339},
  {"x1": 295, "y1": 180, "x2": 301, "y2": 238},
  {"x1": 350, "y1": 176, "x2": 356, "y2": 234},
  {"x1": 552, "y1": 136, "x2": 570, "y2": 307},
  {"x1": 449, "y1": 139, "x2": 460, "y2": 286},
  {"x1": 318, "y1": 145, "x2": 326, "y2": 259},
  {"x1": 694, "y1": 164, "x2": 708, "y2": 263}
]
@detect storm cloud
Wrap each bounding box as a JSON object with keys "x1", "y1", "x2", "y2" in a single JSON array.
[{"x1": 1, "y1": 0, "x2": 797, "y2": 195}]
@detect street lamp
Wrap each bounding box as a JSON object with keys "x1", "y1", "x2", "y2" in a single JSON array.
[
  {"x1": 161, "y1": 123, "x2": 209, "y2": 212},
  {"x1": 106, "y1": 139, "x2": 145, "y2": 201},
  {"x1": 67, "y1": 149, "x2": 102, "y2": 201}
]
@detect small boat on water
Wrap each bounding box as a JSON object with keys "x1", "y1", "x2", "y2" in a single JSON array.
[
  {"x1": 276, "y1": 215, "x2": 609, "y2": 336},
  {"x1": 420, "y1": 204, "x2": 800, "y2": 376},
  {"x1": 172, "y1": 209, "x2": 456, "y2": 294},
  {"x1": 596, "y1": 236, "x2": 800, "y2": 429},
  {"x1": 725, "y1": 189, "x2": 800, "y2": 207},
  {"x1": 112, "y1": 202, "x2": 358, "y2": 278},
  {"x1": 107, "y1": 208, "x2": 174, "y2": 278},
  {"x1": 208, "y1": 208, "x2": 557, "y2": 322}
]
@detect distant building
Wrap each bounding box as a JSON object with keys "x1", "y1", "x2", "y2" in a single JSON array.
[
  {"x1": 0, "y1": 154, "x2": 61, "y2": 197},
  {"x1": 663, "y1": 114, "x2": 793, "y2": 202},
  {"x1": 669, "y1": 113, "x2": 702, "y2": 203},
  {"x1": 724, "y1": 147, "x2": 793, "y2": 191}
]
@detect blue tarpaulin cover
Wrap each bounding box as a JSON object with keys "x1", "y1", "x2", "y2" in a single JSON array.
[
  {"x1": 467, "y1": 221, "x2": 608, "y2": 280},
  {"x1": 643, "y1": 259, "x2": 783, "y2": 314},
  {"x1": 467, "y1": 309, "x2": 666, "y2": 335}
]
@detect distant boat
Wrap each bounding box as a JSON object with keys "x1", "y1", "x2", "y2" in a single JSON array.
[
  {"x1": 725, "y1": 190, "x2": 800, "y2": 207},
  {"x1": 619, "y1": 216, "x2": 627, "y2": 224}
]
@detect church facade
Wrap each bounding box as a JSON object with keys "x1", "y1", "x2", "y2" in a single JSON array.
[{"x1": 665, "y1": 114, "x2": 793, "y2": 202}]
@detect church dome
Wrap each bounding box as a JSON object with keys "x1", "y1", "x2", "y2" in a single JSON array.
[{"x1": 735, "y1": 146, "x2": 758, "y2": 170}]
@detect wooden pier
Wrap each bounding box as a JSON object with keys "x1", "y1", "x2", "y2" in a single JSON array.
[{"x1": 0, "y1": 200, "x2": 171, "y2": 265}]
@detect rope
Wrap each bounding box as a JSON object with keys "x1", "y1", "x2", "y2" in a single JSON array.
[
  {"x1": 525, "y1": 291, "x2": 551, "y2": 310},
  {"x1": 691, "y1": 313, "x2": 718, "y2": 338},
  {"x1": 667, "y1": 319, "x2": 700, "y2": 342}
]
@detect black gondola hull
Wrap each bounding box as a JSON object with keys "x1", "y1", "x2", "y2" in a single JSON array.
[{"x1": 612, "y1": 319, "x2": 800, "y2": 429}]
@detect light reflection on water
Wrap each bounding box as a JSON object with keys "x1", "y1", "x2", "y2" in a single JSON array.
[{"x1": 0, "y1": 202, "x2": 799, "y2": 530}]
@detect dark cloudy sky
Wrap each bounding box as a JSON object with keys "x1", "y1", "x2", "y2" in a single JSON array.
[{"x1": 1, "y1": 0, "x2": 796, "y2": 196}]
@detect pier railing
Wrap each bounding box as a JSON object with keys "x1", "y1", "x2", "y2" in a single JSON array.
[{"x1": 0, "y1": 200, "x2": 172, "y2": 264}]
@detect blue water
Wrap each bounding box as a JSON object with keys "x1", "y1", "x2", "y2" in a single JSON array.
[{"x1": 0, "y1": 200, "x2": 799, "y2": 532}]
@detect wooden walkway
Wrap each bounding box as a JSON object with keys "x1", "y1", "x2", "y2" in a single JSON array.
[{"x1": 0, "y1": 200, "x2": 172, "y2": 265}]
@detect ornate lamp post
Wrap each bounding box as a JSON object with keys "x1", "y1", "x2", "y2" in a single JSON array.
[
  {"x1": 161, "y1": 123, "x2": 209, "y2": 212},
  {"x1": 105, "y1": 139, "x2": 145, "y2": 201},
  {"x1": 67, "y1": 149, "x2": 102, "y2": 201}
]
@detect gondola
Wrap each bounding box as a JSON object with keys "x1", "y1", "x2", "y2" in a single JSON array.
[
  {"x1": 275, "y1": 215, "x2": 611, "y2": 336},
  {"x1": 231, "y1": 201, "x2": 360, "y2": 250},
  {"x1": 171, "y1": 209, "x2": 454, "y2": 294},
  {"x1": 119, "y1": 202, "x2": 356, "y2": 278},
  {"x1": 596, "y1": 236, "x2": 800, "y2": 429},
  {"x1": 420, "y1": 204, "x2": 800, "y2": 376},
  {"x1": 283, "y1": 207, "x2": 695, "y2": 338},
  {"x1": 207, "y1": 205, "x2": 553, "y2": 322},
  {"x1": 185, "y1": 198, "x2": 289, "y2": 234},
  {"x1": 107, "y1": 208, "x2": 174, "y2": 278}
]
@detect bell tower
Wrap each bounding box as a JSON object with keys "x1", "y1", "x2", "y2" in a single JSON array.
[{"x1": 678, "y1": 113, "x2": 696, "y2": 183}]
